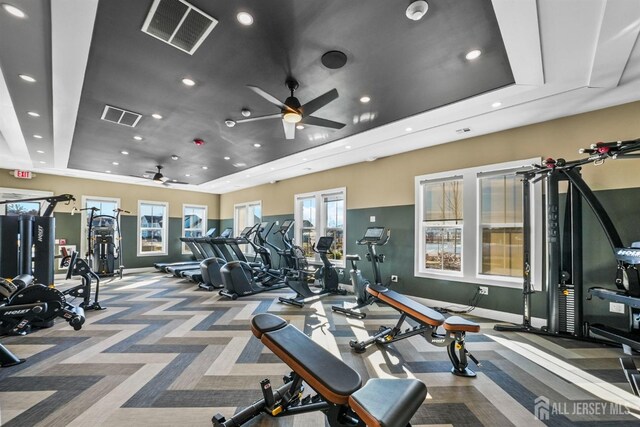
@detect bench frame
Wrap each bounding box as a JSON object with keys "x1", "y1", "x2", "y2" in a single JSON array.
[
  {"x1": 212, "y1": 370, "x2": 365, "y2": 427},
  {"x1": 349, "y1": 285, "x2": 480, "y2": 377}
]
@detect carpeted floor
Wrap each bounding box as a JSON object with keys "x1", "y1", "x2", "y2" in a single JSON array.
[{"x1": 0, "y1": 272, "x2": 639, "y2": 426}]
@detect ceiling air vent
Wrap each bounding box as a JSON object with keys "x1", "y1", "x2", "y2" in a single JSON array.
[
  {"x1": 101, "y1": 105, "x2": 142, "y2": 127},
  {"x1": 141, "y1": 0, "x2": 218, "y2": 55}
]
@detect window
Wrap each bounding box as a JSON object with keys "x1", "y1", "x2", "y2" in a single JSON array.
[
  {"x1": 234, "y1": 201, "x2": 261, "y2": 253},
  {"x1": 294, "y1": 188, "x2": 346, "y2": 266},
  {"x1": 81, "y1": 196, "x2": 120, "y2": 257},
  {"x1": 182, "y1": 204, "x2": 208, "y2": 254},
  {"x1": 422, "y1": 178, "x2": 463, "y2": 272},
  {"x1": 0, "y1": 188, "x2": 53, "y2": 215},
  {"x1": 479, "y1": 173, "x2": 523, "y2": 277},
  {"x1": 138, "y1": 201, "x2": 168, "y2": 256},
  {"x1": 415, "y1": 159, "x2": 541, "y2": 288}
]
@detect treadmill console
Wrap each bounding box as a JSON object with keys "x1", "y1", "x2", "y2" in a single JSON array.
[{"x1": 220, "y1": 228, "x2": 233, "y2": 238}]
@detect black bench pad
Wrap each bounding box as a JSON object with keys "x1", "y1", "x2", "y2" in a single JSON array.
[
  {"x1": 254, "y1": 314, "x2": 362, "y2": 405},
  {"x1": 251, "y1": 313, "x2": 288, "y2": 337},
  {"x1": 349, "y1": 378, "x2": 427, "y2": 427},
  {"x1": 367, "y1": 284, "x2": 445, "y2": 327}
]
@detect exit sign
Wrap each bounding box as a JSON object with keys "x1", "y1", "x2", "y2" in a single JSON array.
[{"x1": 13, "y1": 170, "x2": 32, "y2": 179}]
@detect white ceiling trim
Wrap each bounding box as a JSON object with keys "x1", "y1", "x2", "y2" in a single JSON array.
[
  {"x1": 0, "y1": 65, "x2": 32, "y2": 169},
  {"x1": 588, "y1": 0, "x2": 640, "y2": 88},
  {"x1": 51, "y1": 0, "x2": 99, "y2": 169},
  {"x1": 492, "y1": 0, "x2": 544, "y2": 85}
]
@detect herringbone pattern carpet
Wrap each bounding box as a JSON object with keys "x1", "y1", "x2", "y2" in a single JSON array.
[{"x1": 1, "y1": 272, "x2": 639, "y2": 426}]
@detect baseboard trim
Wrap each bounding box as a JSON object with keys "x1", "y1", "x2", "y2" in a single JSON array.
[
  {"x1": 55, "y1": 266, "x2": 156, "y2": 280},
  {"x1": 411, "y1": 295, "x2": 547, "y2": 327}
]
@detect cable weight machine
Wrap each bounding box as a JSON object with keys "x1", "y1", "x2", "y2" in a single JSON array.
[{"x1": 496, "y1": 139, "x2": 640, "y2": 341}]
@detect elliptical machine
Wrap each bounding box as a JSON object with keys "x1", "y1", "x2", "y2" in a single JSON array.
[
  {"x1": 219, "y1": 223, "x2": 288, "y2": 300},
  {"x1": 279, "y1": 236, "x2": 346, "y2": 307},
  {"x1": 332, "y1": 227, "x2": 390, "y2": 319}
]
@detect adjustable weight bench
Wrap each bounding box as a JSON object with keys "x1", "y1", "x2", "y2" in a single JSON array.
[
  {"x1": 212, "y1": 313, "x2": 427, "y2": 427},
  {"x1": 349, "y1": 284, "x2": 481, "y2": 377}
]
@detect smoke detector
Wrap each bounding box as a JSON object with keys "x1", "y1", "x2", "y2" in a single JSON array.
[{"x1": 406, "y1": 1, "x2": 428, "y2": 21}]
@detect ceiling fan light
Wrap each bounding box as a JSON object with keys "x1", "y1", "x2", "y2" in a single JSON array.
[{"x1": 283, "y1": 111, "x2": 302, "y2": 123}]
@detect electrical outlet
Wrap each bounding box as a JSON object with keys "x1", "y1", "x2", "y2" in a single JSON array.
[
  {"x1": 478, "y1": 286, "x2": 489, "y2": 295},
  {"x1": 391, "y1": 275, "x2": 398, "y2": 282},
  {"x1": 610, "y1": 302, "x2": 625, "y2": 314}
]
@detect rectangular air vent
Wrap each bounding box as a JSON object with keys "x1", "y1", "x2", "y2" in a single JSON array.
[
  {"x1": 101, "y1": 105, "x2": 142, "y2": 127},
  {"x1": 141, "y1": 0, "x2": 218, "y2": 55}
]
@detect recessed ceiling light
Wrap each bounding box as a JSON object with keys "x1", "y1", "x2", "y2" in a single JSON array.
[
  {"x1": 36, "y1": 150, "x2": 44, "y2": 154},
  {"x1": 345, "y1": 145, "x2": 352, "y2": 149},
  {"x1": 171, "y1": 155, "x2": 179, "y2": 160},
  {"x1": 33, "y1": 134, "x2": 42, "y2": 139},
  {"x1": 465, "y1": 49, "x2": 481, "y2": 60},
  {"x1": 237, "y1": 11, "x2": 253, "y2": 26},
  {"x1": 492, "y1": 101, "x2": 502, "y2": 108},
  {"x1": 202, "y1": 166, "x2": 208, "y2": 170},
  {"x1": 253, "y1": 143, "x2": 261, "y2": 148},
  {"x1": 241, "y1": 108, "x2": 251, "y2": 117},
  {"x1": 405, "y1": 127, "x2": 412, "y2": 132},
  {"x1": 270, "y1": 167, "x2": 275, "y2": 170},
  {"x1": 360, "y1": 96, "x2": 371, "y2": 103},
  {"x1": 225, "y1": 180, "x2": 231, "y2": 183},
  {"x1": 112, "y1": 161, "x2": 119, "y2": 166},
  {"x1": 121, "y1": 150, "x2": 129, "y2": 155},
  {"x1": 225, "y1": 119, "x2": 236, "y2": 127},
  {"x1": 152, "y1": 113, "x2": 162, "y2": 119},
  {"x1": 39, "y1": 161, "x2": 46, "y2": 164},
  {"x1": 27, "y1": 111, "x2": 40, "y2": 117},
  {"x1": 172, "y1": 179, "x2": 177, "y2": 182},
  {"x1": 233, "y1": 162, "x2": 247, "y2": 168},
  {"x1": 133, "y1": 135, "x2": 143, "y2": 141},
  {"x1": 19, "y1": 74, "x2": 36, "y2": 82},
  {"x1": 181, "y1": 78, "x2": 196, "y2": 86},
  {"x1": 185, "y1": 174, "x2": 191, "y2": 177},
  {"x1": 302, "y1": 158, "x2": 308, "y2": 161},
  {"x1": 2, "y1": 4, "x2": 26, "y2": 18},
  {"x1": 245, "y1": 174, "x2": 251, "y2": 178},
  {"x1": 105, "y1": 170, "x2": 111, "y2": 173},
  {"x1": 296, "y1": 125, "x2": 304, "y2": 130},
  {"x1": 223, "y1": 156, "x2": 230, "y2": 160}
]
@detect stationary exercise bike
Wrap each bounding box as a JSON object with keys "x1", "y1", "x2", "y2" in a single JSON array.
[
  {"x1": 0, "y1": 274, "x2": 85, "y2": 367},
  {"x1": 332, "y1": 227, "x2": 390, "y2": 319},
  {"x1": 279, "y1": 236, "x2": 346, "y2": 307}
]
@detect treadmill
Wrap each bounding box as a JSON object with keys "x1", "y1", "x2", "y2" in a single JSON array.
[{"x1": 154, "y1": 228, "x2": 216, "y2": 272}]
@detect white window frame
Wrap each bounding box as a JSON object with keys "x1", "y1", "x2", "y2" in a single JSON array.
[
  {"x1": 182, "y1": 204, "x2": 208, "y2": 254},
  {"x1": 137, "y1": 200, "x2": 169, "y2": 256},
  {"x1": 0, "y1": 188, "x2": 53, "y2": 215},
  {"x1": 414, "y1": 158, "x2": 542, "y2": 289},
  {"x1": 234, "y1": 200, "x2": 262, "y2": 255},
  {"x1": 294, "y1": 187, "x2": 346, "y2": 267},
  {"x1": 80, "y1": 195, "x2": 120, "y2": 258}
]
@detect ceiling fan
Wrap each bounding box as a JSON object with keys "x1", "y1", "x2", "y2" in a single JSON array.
[
  {"x1": 229, "y1": 78, "x2": 346, "y2": 140},
  {"x1": 141, "y1": 165, "x2": 188, "y2": 186}
]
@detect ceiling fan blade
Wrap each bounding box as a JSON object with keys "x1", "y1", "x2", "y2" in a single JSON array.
[
  {"x1": 301, "y1": 88, "x2": 339, "y2": 116},
  {"x1": 144, "y1": 171, "x2": 157, "y2": 174},
  {"x1": 236, "y1": 113, "x2": 282, "y2": 124},
  {"x1": 247, "y1": 85, "x2": 295, "y2": 112},
  {"x1": 302, "y1": 115, "x2": 346, "y2": 130},
  {"x1": 282, "y1": 120, "x2": 295, "y2": 139}
]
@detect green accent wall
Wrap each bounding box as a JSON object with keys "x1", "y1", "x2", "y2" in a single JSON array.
[{"x1": 52, "y1": 214, "x2": 221, "y2": 270}]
